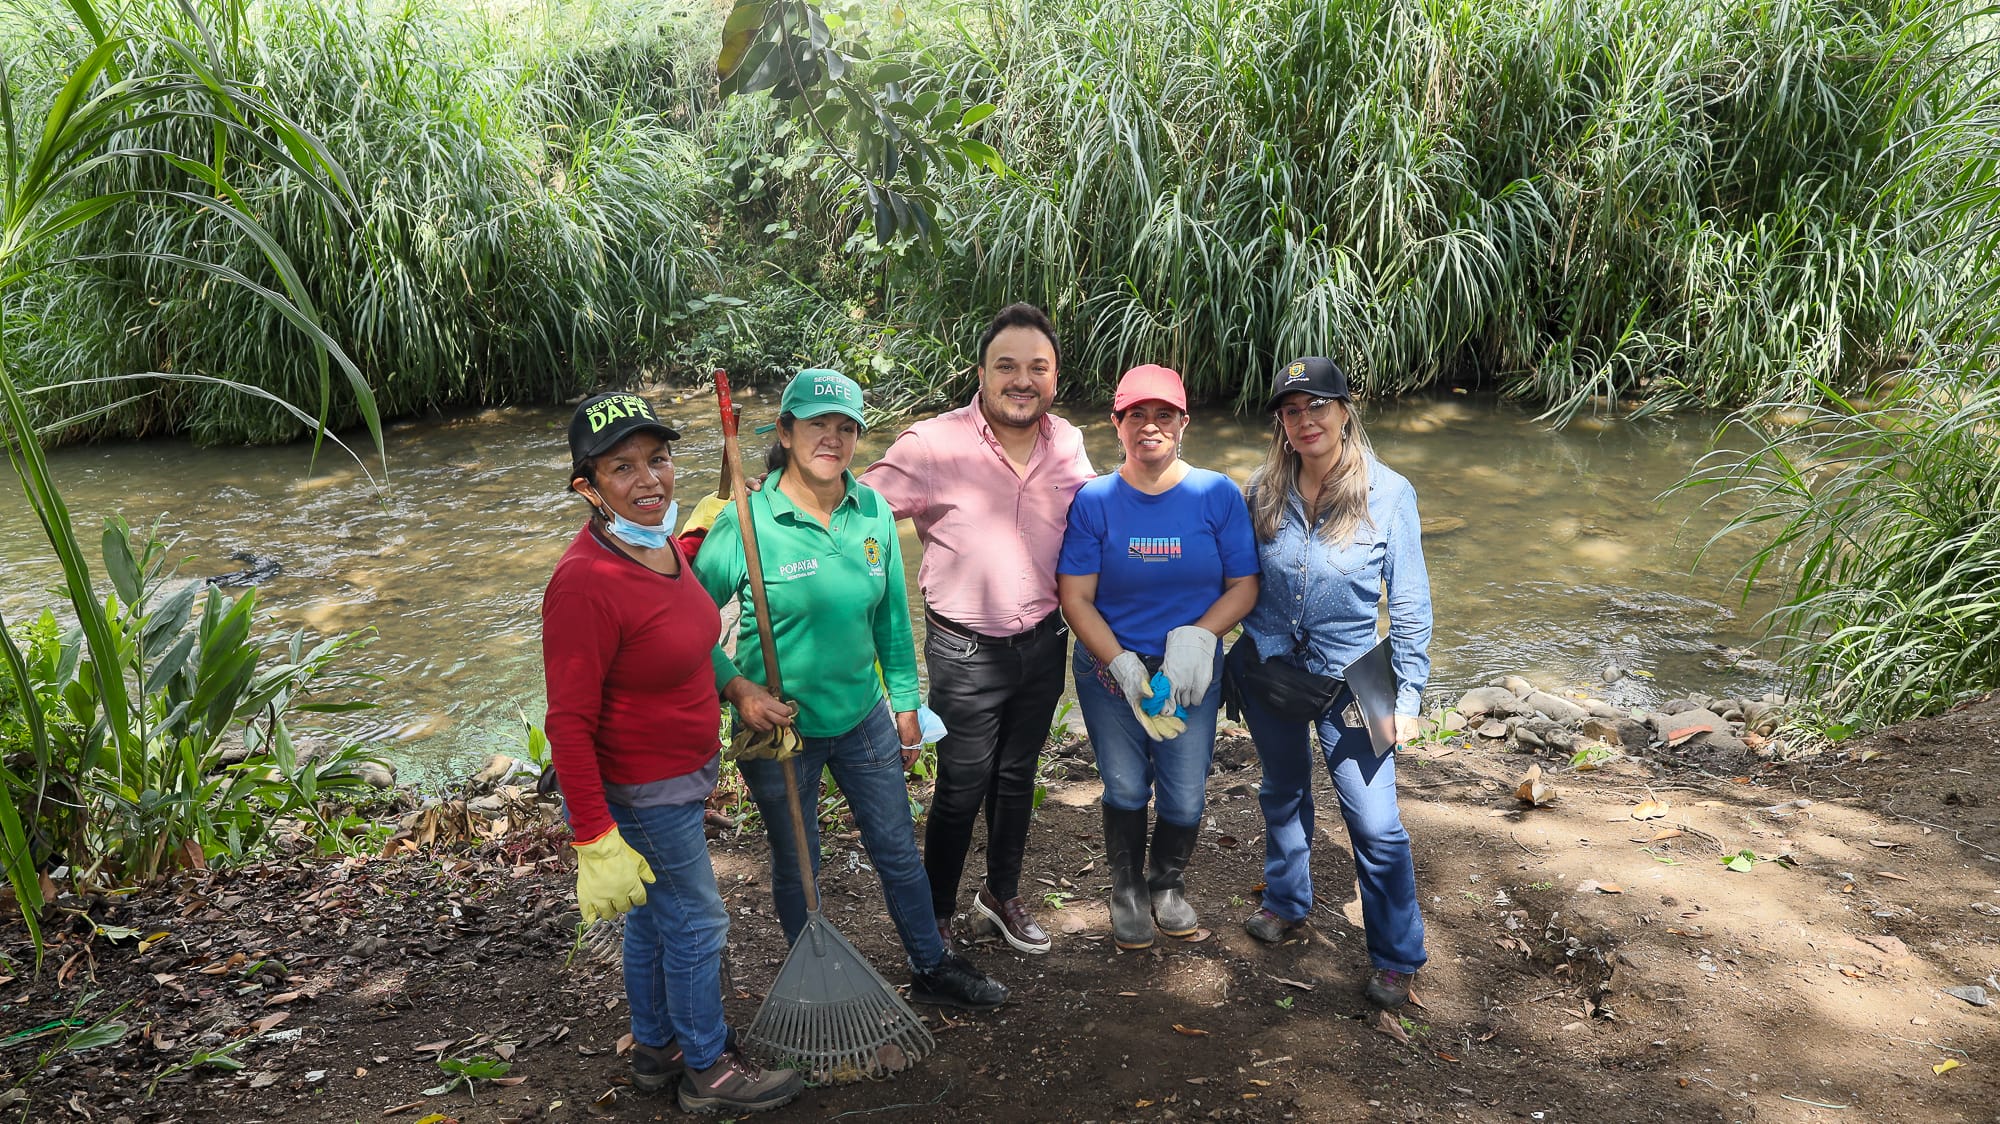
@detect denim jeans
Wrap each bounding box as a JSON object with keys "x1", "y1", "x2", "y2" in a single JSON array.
[
  {"x1": 604, "y1": 798, "x2": 732, "y2": 1070},
  {"x1": 1072, "y1": 642, "x2": 1223, "y2": 827},
  {"x1": 922, "y1": 617, "x2": 1069, "y2": 915},
  {"x1": 1240, "y1": 684, "x2": 1427, "y2": 975},
  {"x1": 739, "y1": 700, "x2": 948, "y2": 971}
]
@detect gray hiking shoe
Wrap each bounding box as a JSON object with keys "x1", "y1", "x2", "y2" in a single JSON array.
[
  {"x1": 630, "y1": 1042, "x2": 678, "y2": 1093},
  {"x1": 1364, "y1": 968, "x2": 1416, "y2": 1011},
  {"x1": 677, "y1": 1049, "x2": 802, "y2": 1114},
  {"x1": 1244, "y1": 908, "x2": 1306, "y2": 944}
]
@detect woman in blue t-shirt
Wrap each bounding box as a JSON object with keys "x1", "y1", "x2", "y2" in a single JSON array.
[{"x1": 1058, "y1": 365, "x2": 1260, "y2": 950}]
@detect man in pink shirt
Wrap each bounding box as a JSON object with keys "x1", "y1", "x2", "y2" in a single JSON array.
[{"x1": 862, "y1": 304, "x2": 1094, "y2": 954}]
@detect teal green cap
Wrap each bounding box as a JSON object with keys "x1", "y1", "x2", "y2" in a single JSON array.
[{"x1": 779, "y1": 368, "x2": 866, "y2": 430}]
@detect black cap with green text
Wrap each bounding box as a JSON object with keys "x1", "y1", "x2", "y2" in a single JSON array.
[{"x1": 568, "y1": 391, "x2": 680, "y2": 463}]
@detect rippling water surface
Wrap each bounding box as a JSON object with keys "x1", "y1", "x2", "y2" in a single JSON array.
[{"x1": 0, "y1": 393, "x2": 1779, "y2": 781}]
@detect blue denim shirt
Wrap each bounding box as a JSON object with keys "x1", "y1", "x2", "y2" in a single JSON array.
[{"x1": 1241, "y1": 453, "x2": 1433, "y2": 716}]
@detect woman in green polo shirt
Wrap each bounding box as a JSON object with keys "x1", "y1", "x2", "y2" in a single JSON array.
[{"x1": 693, "y1": 368, "x2": 1009, "y2": 1012}]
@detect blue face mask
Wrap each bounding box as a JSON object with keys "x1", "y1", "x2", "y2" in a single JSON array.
[{"x1": 605, "y1": 501, "x2": 677, "y2": 550}]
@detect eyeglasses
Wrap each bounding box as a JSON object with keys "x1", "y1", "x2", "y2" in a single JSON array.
[{"x1": 1275, "y1": 397, "x2": 1337, "y2": 425}]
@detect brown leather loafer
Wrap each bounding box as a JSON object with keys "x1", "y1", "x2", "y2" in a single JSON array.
[{"x1": 974, "y1": 887, "x2": 1052, "y2": 954}]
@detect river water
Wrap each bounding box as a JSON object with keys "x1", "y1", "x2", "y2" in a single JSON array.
[{"x1": 0, "y1": 392, "x2": 1780, "y2": 782}]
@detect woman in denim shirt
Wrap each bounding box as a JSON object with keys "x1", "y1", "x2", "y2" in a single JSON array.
[{"x1": 1235, "y1": 357, "x2": 1432, "y2": 1012}]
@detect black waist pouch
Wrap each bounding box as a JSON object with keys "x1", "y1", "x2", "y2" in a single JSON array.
[{"x1": 1223, "y1": 635, "x2": 1342, "y2": 723}]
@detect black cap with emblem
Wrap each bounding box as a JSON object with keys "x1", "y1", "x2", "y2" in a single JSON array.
[
  {"x1": 567, "y1": 391, "x2": 680, "y2": 464},
  {"x1": 1261, "y1": 357, "x2": 1353, "y2": 414}
]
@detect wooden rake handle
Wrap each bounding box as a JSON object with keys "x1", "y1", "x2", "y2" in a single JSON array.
[{"x1": 715, "y1": 369, "x2": 819, "y2": 914}]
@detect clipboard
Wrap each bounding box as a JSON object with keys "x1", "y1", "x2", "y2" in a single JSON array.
[{"x1": 1340, "y1": 634, "x2": 1401, "y2": 757}]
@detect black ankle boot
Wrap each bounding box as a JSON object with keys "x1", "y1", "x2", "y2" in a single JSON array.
[
  {"x1": 1102, "y1": 804, "x2": 1154, "y2": 949},
  {"x1": 1147, "y1": 818, "x2": 1200, "y2": 937}
]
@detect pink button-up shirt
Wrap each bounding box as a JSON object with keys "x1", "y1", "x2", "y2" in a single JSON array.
[{"x1": 861, "y1": 400, "x2": 1095, "y2": 637}]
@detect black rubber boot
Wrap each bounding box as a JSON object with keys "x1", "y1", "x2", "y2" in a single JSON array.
[
  {"x1": 1147, "y1": 818, "x2": 1201, "y2": 937},
  {"x1": 1103, "y1": 804, "x2": 1154, "y2": 949}
]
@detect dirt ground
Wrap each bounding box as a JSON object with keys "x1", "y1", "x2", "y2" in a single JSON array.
[{"x1": 5, "y1": 694, "x2": 2000, "y2": 1124}]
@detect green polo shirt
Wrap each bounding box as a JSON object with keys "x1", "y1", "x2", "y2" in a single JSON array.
[{"x1": 693, "y1": 469, "x2": 921, "y2": 738}]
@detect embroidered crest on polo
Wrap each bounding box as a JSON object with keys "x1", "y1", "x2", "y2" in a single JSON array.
[{"x1": 862, "y1": 536, "x2": 885, "y2": 575}]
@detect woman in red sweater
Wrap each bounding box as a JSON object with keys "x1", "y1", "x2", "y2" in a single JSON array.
[{"x1": 541, "y1": 392, "x2": 799, "y2": 1113}]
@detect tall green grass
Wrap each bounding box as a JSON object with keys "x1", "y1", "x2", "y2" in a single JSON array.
[
  {"x1": 854, "y1": 0, "x2": 1966, "y2": 418},
  {"x1": 5, "y1": 0, "x2": 720, "y2": 444},
  {"x1": 1, "y1": 0, "x2": 383, "y2": 963},
  {"x1": 1686, "y1": 8, "x2": 2000, "y2": 729}
]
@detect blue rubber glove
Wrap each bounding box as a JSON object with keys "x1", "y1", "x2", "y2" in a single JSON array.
[{"x1": 1140, "y1": 672, "x2": 1187, "y2": 720}]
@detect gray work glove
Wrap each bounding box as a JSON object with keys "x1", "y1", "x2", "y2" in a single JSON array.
[
  {"x1": 1107, "y1": 650, "x2": 1173, "y2": 741},
  {"x1": 1161, "y1": 625, "x2": 1219, "y2": 710}
]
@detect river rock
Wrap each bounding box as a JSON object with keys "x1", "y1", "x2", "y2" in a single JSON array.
[
  {"x1": 356, "y1": 760, "x2": 397, "y2": 790},
  {"x1": 1581, "y1": 717, "x2": 1651, "y2": 749},
  {"x1": 1442, "y1": 710, "x2": 1467, "y2": 732},
  {"x1": 1942, "y1": 985, "x2": 1991, "y2": 1007},
  {"x1": 1600, "y1": 664, "x2": 1627, "y2": 684},
  {"x1": 1476, "y1": 719, "x2": 1510, "y2": 739},
  {"x1": 470, "y1": 753, "x2": 523, "y2": 793},
  {"x1": 1584, "y1": 699, "x2": 1625, "y2": 721},
  {"x1": 1699, "y1": 729, "x2": 1749, "y2": 756},
  {"x1": 1651, "y1": 709, "x2": 1726, "y2": 740},
  {"x1": 1657, "y1": 698, "x2": 1697, "y2": 715},
  {"x1": 1524, "y1": 691, "x2": 1588, "y2": 726},
  {"x1": 1499, "y1": 675, "x2": 1535, "y2": 698},
  {"x1": 1459, "y1": 687, "x2": 1528, "y2": 719},
  {"x1": 1515, "y1": 725, "x2": 1545, "y2": 749}
]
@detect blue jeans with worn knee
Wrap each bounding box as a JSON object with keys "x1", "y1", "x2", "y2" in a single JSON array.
[
  {"x1": 1241, "y1": 684, "x2": 1427, "y2": 974},
  {"x1": 604, "y1": 798, "x2": 732, "y2": 1070},
  {"x1": 1073, "y1": 643, "x2": 1223, "y2": 827},
  {"x1": 738, "y1": 700, "x2": 948, "y2": 971}
]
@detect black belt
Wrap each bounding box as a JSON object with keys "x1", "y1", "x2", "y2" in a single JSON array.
[{"x1": 925, "y1": 608, "x2": 1065, "y2": 649}]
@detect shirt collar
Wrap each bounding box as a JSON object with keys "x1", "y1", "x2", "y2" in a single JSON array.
[
  {"x1": 967, "y1": 393, "x2": 1055, "y2": 447},
  {"x1": 765, "y1": 467, "x2": 861, "y2": 522}
]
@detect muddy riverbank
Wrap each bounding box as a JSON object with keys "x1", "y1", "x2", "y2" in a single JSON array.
[{"x1": 7, "y1": 679, "x2": 1996, "y2": 1124}]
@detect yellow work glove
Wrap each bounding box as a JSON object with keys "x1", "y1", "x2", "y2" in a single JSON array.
[
  {"x1": 574, "y1": 826, "x2": 655, "y2": 924},
  {"x1": 1143, "y1": 712, "x2": 1187, "y2": 741},
  {"x1": 728, "y1": 723, "x2": 802, "y2": 762},
  {"x1": 682, "y1": 493, "x2": 731, "y2": 536}
]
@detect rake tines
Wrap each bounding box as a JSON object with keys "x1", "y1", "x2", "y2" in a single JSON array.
[{"x1": 743, "y1": 913, "x2": 935, "y2": 1084}]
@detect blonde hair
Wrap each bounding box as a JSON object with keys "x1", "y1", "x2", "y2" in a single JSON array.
[{"x1": 1248, "y1": 400, "x2": 1375, "y2": 545}]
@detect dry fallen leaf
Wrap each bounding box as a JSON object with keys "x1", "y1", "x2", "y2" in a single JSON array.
[
  {"x1": 1576, "y1": 880, "x2": 1624, "y2": 894},
  {"x1": 1370, "y1": 1007, "x2": 1410, "y2": 1044},
  {"x1": 1868, "y1": 839, "x2": 1899, "y2": 848},
  {"x1": 413, "y1": 1041, "x2": 455, "y2": 1054},
  {"x1": 1171, "y1": 1024, "x2": 1210, "y2": 1037},
  {"x1": 1514, "y1": 764, "x2": 1556, "y2": 806},
  {"x1": 1874, "y1": 871, "x2": 1909, "y2": 881},
  {"x1": 253, "y1": 1012, "x2": 289, "y2": 1034},
  {"x1": 1630, "y1": 798, "x2": 1670, "y2": 820},
  {"x1": 1933, "y1": 1059, "x2": 1959, "y2": 1076}
]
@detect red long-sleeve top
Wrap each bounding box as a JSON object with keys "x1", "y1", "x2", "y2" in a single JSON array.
[{"x1": 541, "y1": 524, "x2": 725, "y2": 844}]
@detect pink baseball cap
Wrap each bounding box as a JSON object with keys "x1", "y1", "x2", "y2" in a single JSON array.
[{"x1": 1113, "y1": 364, "x2": 1187, "y2": 412}]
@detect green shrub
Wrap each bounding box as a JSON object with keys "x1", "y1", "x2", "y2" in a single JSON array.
[{"x1": 0, "y1": 521, "x2": 386, "y2": 884}]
